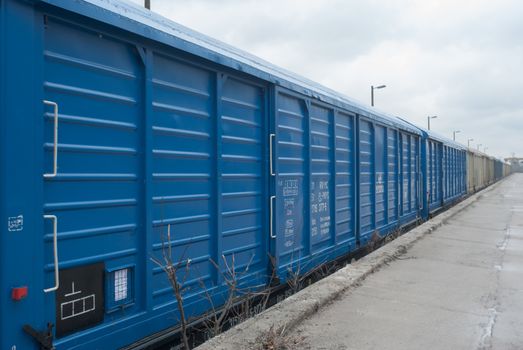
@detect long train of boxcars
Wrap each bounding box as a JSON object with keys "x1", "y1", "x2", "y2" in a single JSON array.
[{"x1": 0, "y1": 1, "x2": 511, "y2": 349}]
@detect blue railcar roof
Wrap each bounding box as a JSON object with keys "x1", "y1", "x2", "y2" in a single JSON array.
[
  {"x1": 396, "y1": 116, "x2": 466, "y2": 150},
  {"x1": 39, "y1": 0, "x2": 421, "y2": 135},
  {"x1": 424, "y1": 130, "x2": 467, "y2": 150}
]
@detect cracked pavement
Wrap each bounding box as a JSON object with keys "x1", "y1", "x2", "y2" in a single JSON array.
[{"x1": 292, "y1": 174, "x2": 523, "y2": 350}]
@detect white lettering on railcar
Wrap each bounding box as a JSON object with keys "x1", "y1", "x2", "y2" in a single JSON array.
[
  {"x1": 281, "y1": 178, "x2": 300, "y2": 248},
  {"x1": 376, "y1": 174, "x2": 384, "y2": 194},
  {"x1": 311, "y1": 180, "x2": 331, "y2": 238},
  {"x1": 284, "y1": 198, "x2": 295, "y2": 216},
  {"x1": 320, "y1": 215, "x2": 331, "y2": 236},
  {"x1": 7, "y1": 215, "x2": 23, "y2": 232},
  {"x1": 283, "y1": 179, "x2": 298, "y2": 197}
]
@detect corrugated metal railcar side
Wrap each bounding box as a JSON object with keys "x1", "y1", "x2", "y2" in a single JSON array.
[
  {"x1": 467, "y1": 151, "x2": 507, "y2": 194},
  {"x1": 503, "y1": 162, "x2": 511, "y2": 177},
  {"x1": 442, "y1": 145, "x2": 466, "y2": 205},
  {"x1": 415, "y1": 128, "x2": 466, "y2": 218},
  {"x1": 494, "y1": 159, "x2": 504, "y2": 181},
  {"x1": 358, "y1": 119, "x2": 420, "y2": 244},
  {"x1": 392, "y1": 121, "x2": 434, "y2": 220},
  {"x1": 274, "y1": 90, "x2": 356, "y2": 276},
  {"x1": 398, "y1": 130, "x2": 421, "y2": 225},
  {"x1": 466, "y1": 150, "x2": 475, "y2": 193},
  {"x1": 488, "y1": 157, "x2": 495, "y2": 185},
  {"x1": 427, "y1": 139, "x2": 443, "y2": 212},
  {"x1": 480, "y1": 154, "x2": 489, "y2": 188},
  {"x1": 467, "y1": 150, "x2": 486, "y2": 193}
]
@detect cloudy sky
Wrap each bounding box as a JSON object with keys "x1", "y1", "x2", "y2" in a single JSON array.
[{"x1": 128, "y1": 0, "x2": 522, "y2": 158}]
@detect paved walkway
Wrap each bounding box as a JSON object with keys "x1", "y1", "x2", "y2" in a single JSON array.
[{"x1": 292, "y1": 174, "x2": 523, "y2": 350}]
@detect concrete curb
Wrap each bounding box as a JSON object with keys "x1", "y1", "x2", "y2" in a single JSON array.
[{"x1": 195, "y1": 181, "x2": 504, "y2": 350}]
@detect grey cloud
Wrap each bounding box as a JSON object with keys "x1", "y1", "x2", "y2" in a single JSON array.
[{"x1": 127, "y1": 0, "x2": 522, "y2": 157}]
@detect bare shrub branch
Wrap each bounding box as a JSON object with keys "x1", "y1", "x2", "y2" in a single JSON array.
[{"x1": 151, "y1": 224, "x2": 192, "y2": 350}]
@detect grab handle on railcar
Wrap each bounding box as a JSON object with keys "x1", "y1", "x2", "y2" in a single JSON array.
[
  {"x1": 270, "y1": 133, "x2": 275, "y2": 176},
  {"x1": 270, "y1": 195, "x2": 276, "y2": 239},
  {"x1": 43, "y1": 215, "x2": 60, "y2": 293},
  {"x1": 43, "y1": 100, "x2": 59, "y2": 178}
]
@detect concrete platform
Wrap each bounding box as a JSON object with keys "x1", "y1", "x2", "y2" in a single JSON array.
[
  {"x1": 196, "y1": 174, "x2": 522, "y2": 350},
  {"x1": 292, "y1": 174, "x2": 523, "y2": 350}
]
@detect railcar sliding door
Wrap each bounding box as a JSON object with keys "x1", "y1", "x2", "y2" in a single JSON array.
[
  {"x1": 375, "y1": 125, "x2": 388, "y2": 230},
  {"x1": 308, "y1": 104, "x2": 336, "y2": 254},
  {"x1": 358, "y1": 121, "x2": 401, "y2": 245},
  {"x1": 387, "y1": 129, "x2": 399, "y2": 226},
  {"x1": 428, "y1": 140, "x2": 443, "y2": 211},
  {"x1": 42, "y1": 18, "x2": 145, "y2": 342},
  {"x1": 334, "y1": 111, "x2": 357, "y2": 253},
  {"x1": 358, "y1": 119, "x2": 375, "y2": 244},
  {"x1": 442, "y1": 146, "x2": 447, "y2": 200},
  {"x1": 399, "y1": 132, "x2": 419, "y2": 224},
  {"x1": 272, "y1": 89, "x2": 356, "y2": 279},
  {"x1": 273, "y1": 92, "x2": 308, "y2": 273}
]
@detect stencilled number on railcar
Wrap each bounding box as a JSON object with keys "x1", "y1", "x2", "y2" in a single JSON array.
[
  {"x1": 281, "y1": 179, "x2": 300, "y2": 248},
  {"x1": 376, "y1": 174, "x2": 384, "y2": 194},
  {"x1": 282, "y1": 179, "x2": 299, "y2": 196},
  {"x1": 311, "y1": 180, "x2": 330, "y2": 238}
]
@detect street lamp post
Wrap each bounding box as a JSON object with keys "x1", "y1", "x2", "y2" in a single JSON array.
[
  {"x1": 453, "y1": 130, "x2": 461, "y2": 141},
  {"x1": 370, "y1": 85, "x2": 386, "y2": 107},
  {"x1": 477, "y1": 144, "x2": 482, "y2": 151},
  {"x1": 467, "y1": 138, "x2": 474, "y2": 148},
  {"x1": 427, "y1": 115, "x2": 437, "y2": 130}
]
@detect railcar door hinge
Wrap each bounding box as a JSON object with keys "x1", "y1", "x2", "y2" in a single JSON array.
[{"x1": 23, "y1": 323, "x2": 55, "y2": 350}]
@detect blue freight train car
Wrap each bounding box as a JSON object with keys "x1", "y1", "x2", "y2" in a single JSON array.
[
  {"x1": 0, "y1": 0, "x2": 505, "y2": 349},
  {"x1": 422, "y1": 130, "x2": 467, "y2": 217},
  {"x1": 396, "y1": 120, "x2": 467, "y2": 219},
  {"x1": 273, "y1": 90, "x2": 422, "y2": 276}
]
